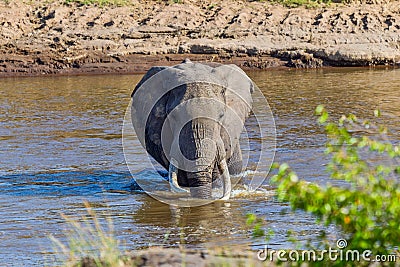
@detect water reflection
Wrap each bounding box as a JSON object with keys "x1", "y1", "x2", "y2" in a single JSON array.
[{"x1": 132, "y1": 197, "x2": 246, "y2": 245}]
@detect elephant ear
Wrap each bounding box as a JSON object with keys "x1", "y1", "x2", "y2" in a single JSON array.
[
  {"x1": 213, "y1": 64, "x2": 254, "y2": 141},
  {"x1": 131, "y1": 66, "x2": 168, "y2": 97},
  {"x1": 131, "y1": 66, "x2": 171, "y2": 170}
]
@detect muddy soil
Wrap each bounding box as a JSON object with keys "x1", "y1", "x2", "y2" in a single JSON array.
[
  {"x1": 79, "y1": 247, "x2": 268, "y2": 267},
  {"x1": 1, "y1": 0, "x2": 399, "y2": 76}
]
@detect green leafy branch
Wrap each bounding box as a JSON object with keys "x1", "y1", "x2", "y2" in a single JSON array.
[{"x1": 272, "y1": 106, "x2": 400, "y2": 257}]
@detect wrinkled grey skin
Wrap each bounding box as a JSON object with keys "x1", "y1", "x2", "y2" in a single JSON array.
[{"x1": 131, "y1": 59, "x2": 253, "y2": 199}]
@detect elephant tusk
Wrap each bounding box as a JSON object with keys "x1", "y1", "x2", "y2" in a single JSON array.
[
  {"x1": 168, "y1": 160, "x2": 189, "y2": 193},
  {"x1": 219, "y1": 159, "x2": 231, "y2": 200}
]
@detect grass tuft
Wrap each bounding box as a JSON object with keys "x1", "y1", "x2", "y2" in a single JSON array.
[{"x1": 50, "y1": 201, "x2": 127, "y2": 267}]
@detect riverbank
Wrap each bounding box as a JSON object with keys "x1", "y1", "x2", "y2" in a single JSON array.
[
  {"x1": 1, "y1": 0, "x2": 400, "y2": 76},
  {"x1": 77, "y1": 246, "x2": 268, "y2": 267}
]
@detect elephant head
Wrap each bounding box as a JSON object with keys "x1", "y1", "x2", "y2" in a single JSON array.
[{"x1": 131, "y1": 59, "x2": 253, "y2": 200}]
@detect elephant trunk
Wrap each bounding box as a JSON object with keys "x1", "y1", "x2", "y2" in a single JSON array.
[
  {"x1": 185, "y1": 148, "x2": 215, "y2": 199},
  {"x1": 186, "y1": 170, "x2": 213, "y2": 199},
  {"x1": 185, "y1": 158, "x2": 231, "y2": 199},
  {"x1": 180, "y1": 118, "x2": 219, "y2": 198},
  {"x1": 169, "y1": 118, "x2": 232, "y2": 199}
]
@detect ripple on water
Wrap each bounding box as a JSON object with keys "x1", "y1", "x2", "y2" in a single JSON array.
[{"x1": 0, "y1": 170, "x2": 133, "y2": 197}]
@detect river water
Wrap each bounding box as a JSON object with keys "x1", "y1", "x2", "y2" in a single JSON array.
[{"x1": 0, "y1": 68, "x2": 399, "y2": 266}]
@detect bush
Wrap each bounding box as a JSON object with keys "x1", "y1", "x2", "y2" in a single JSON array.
[{"x1": 271, "y1": 106, "x2": 400, "y2": 263}]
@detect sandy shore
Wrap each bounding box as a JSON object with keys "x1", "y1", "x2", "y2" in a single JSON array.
[{"x1": 1, "y1": 0, "x2": 400, "y2": 76}]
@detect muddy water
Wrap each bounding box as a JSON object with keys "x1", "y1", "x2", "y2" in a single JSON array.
[{"x1": 0, "y1": 69, "x2": 399, "y2": 266}]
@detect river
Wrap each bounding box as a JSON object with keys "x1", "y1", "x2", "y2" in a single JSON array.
[{"x1": 0, "y1": 68, "x2": 399, "y2": 266}]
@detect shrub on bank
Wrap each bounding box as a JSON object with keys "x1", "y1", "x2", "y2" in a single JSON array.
[{"x1": 268, "y1": 106, "x2": 400, "y2": 264}]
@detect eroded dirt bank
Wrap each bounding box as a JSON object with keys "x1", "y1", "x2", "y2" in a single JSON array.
[
  {"x1": 1, "y1": 0, "x2": 400, "y2": 76},
  {"x1": 79, "y1": 247, "x2": 267, "y2": 267}
]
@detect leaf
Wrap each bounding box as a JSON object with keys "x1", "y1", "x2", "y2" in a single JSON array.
[
  {"x1": 315, "y1": 105, "x2": 325, "y2": 115},
  {"x1": 246, "y1": 213, "x2": 257, "y2": 225},
  {"x1": 318, "y1": 111, "x2": 329, "y2": 124}
]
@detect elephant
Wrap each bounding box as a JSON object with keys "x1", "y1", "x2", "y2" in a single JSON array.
[{"x1": 130, "y1": 59, "x2": 254, "y2": 200}]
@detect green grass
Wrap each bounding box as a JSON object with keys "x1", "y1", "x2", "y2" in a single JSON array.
[
  {"x1": 63, "y1": 0, "x2": 184, "y2": 6},
  {"x1": 64, "y1": 0, "x2": 130, "y2": 6},
  {"x1": 267, "y1": 0, "x2": 349, "y2": 8},
  {"x1": 278, "y1": 0, "x2": 329, "y2": 7},
  {"x1": 253, "y1": 0, "x2": 397, "y2": 8}
]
